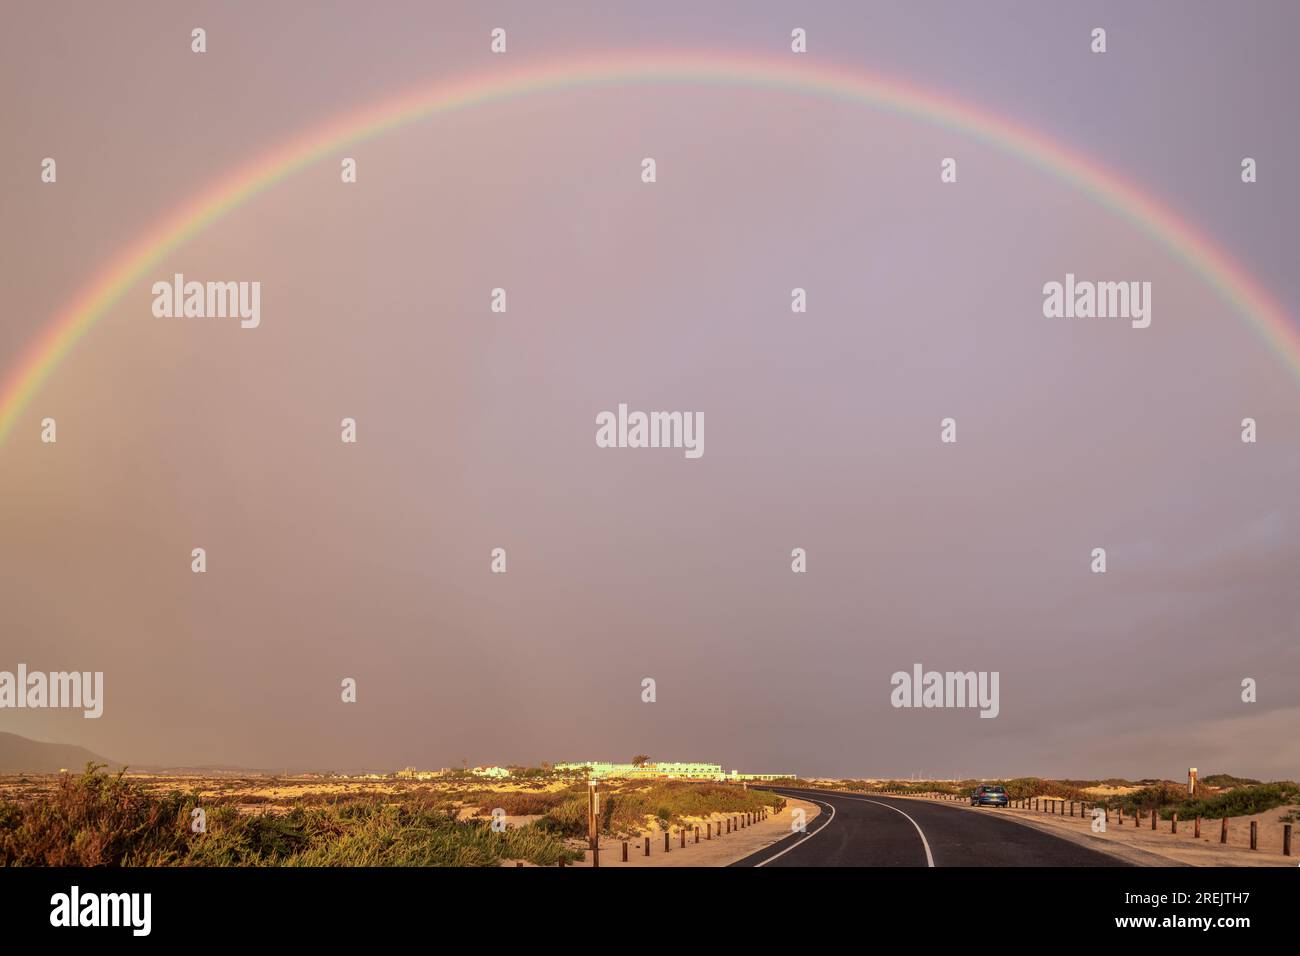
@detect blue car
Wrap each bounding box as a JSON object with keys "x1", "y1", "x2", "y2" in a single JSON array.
[{"x1": 970, "y1": 785, "x2": 1009, "y2": 807}]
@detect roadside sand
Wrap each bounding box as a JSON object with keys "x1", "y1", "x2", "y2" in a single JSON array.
[
  {"x1": 905, "y1": 793, "x2": 1297, "y2": 867},
  {"x1": 507, "y1": 798, "x2": 821, "y2": 867}
]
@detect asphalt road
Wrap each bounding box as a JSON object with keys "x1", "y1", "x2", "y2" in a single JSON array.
[{"x1": 731, "y1": 788, "x2": 1129, "y2": 867}]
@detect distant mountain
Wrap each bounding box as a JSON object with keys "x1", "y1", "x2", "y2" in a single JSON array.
[{"x1": 0, "y1": 732, "x2": 120, "y2": 772}]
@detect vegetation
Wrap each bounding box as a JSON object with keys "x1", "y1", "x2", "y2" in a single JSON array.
[
  {"x1": 1150, "y1": 782, "x2": 1300, "y2": 822},
  {"x1": 1199, "y1": 773, "x2": 1260, "y2": 788},
  {"x1": 471, "y1": 787, "x2": 577, "y2": 817},
  {"x1": 813, "y1": 774, "x2": 1300, "y2": 822},
  {"x1": 0, "y1": 765, "x2": 580, "y2": 867},
  {"x1": 0, "y1": 764, "x2": 792, "y2": 865},
  {"x1": 538, "y1": 780, "x2": 784, "y2": 838},
  {"x1": 976, "y1": 778, "x2": 1089, "y2": 801},
  {"x1": 821, "y1": 777, "x2": 1087, "y2": 800}
]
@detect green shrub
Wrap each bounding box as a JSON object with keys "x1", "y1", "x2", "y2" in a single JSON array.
[
  {"x1": 0, "y1": 765, "x2": 580, "y2": 867},
  {"x1": 1156, "y1": 782, "x2": 1299, "y2": 821}
]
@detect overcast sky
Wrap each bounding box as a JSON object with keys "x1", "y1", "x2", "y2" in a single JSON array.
[{"x1": 2, "y1": 1, "x2": 1297, "y2": 779}]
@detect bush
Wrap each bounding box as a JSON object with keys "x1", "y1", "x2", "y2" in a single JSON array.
[
  {"x1": 470, "y1": 790, "x2": 573, "y2": 817},
  {"x1": 535, "y1": 781, "x2": 785, "y2": 838},
  {"x1": 0, "y1": 764, "x2": 194, "y2": 866},
  {"x1": 1156, "y1": 782, "x2": 1300, "y2": 821},
  {"x1": 0, "y1": 764, "x2": 580, "y2": 867}
]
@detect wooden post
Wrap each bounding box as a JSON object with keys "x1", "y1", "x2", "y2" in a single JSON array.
[
  {"x1": 622, "y1": 841, "x2": 628, "y2": 862},
  {"x1": 1151, "y1": 809, "x2": 1157, "y2": 830},
  {"x1": 1194, "y1": 816, "x2": 1201, "y2": 839},
  {"x1": 664, "y1": 831, "x2": 670, "y2": 853},
  {"x1": 1284, "y1": 823, "x2": 1292, "y2": 857},
  {"x1": 695, "y1": 825, "x2": 700, "y2": 844},
  {"x1": 588, "y1": 781, "x2": 600, "y2": 869},
  {"x1": 1117, "y1": 807, "x2": 1123, "y2": 825},
  {"x1": 680, "y1": 828, "x2": 686, "y2": 849},
  {"x1": 707, "y1": 821, "x2": 712, "y2": 840},
  {"x1": 559, "y1": 856, "x2": 566, "y2": 867},
  {"x1": 1250, "y1": 821, "x2": 1257, "y2": 850},
  {"x1": 644, "y1": 836, "x2": 650, "y2": 856},
  {"x1": 1171, "y1": 811, "x2": 1178, "y2": 834},
  {"x1": 1220, "y1": 817, "x2": 1228, "y2": 844}
]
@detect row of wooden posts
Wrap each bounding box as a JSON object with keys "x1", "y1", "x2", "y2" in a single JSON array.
[
  {"x1": 912, "y1": 790, "x2": 1292, "y2": 856},
  {"x1": 549, "y1": 794, "x2": 770, "y2": 867}
]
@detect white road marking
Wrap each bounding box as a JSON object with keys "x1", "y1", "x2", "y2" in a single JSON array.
[
  {"x1": 752, "y1": 794, "x2": 837, "y2": 867},
  {"x1": 854, "y1": 798, "x2": 936, "y2": 867},
  {"x1": 802, "y1": 789, "x2": 937, "y2": 867}
]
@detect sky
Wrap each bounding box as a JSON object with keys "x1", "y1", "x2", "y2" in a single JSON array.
[{"x1": 1, "y1": 1, "x2": 1298, "y2": 779}]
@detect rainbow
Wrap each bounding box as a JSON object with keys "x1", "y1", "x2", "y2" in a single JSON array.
[{"x1": 2, "y1": 51, "x2": 1295, "y2": 444}]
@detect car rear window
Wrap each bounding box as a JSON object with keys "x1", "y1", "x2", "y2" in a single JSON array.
[{"x1": 982, "y1": 786, "x2": 1005, "y2": 793}]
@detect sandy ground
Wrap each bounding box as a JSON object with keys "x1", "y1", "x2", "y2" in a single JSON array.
[
  {"x1": 909, "y1": 793, "x2": 1297, "y2": 866},
  {"x1": 506, "y1": 798, "x2": 821, "y2": 867}
]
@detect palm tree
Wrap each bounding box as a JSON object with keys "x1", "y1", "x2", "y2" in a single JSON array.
[{"x1": 631, "y1": 754, "x2": 651, "y2": 767}]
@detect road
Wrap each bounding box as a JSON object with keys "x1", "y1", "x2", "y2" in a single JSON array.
[{"x1": 731, "y1": 788, "x2": 1129, "y2": 867}]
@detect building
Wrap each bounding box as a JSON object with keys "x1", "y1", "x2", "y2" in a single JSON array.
[
  {"x1": 470, "y1": 765, "x2": 511, "y2": 778},
  {"x1": 396, "y1": 767, "x2": 450, "y2": 781},
  {"x1": 555, "y1": 761, "x2": 794, "y2": 782},
  {"x1": 725, "y1": 770, "x2": 796, "y2": 782},
  {"x1": 555, "y1": 761, "x2": 721, "y2": 780}
]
